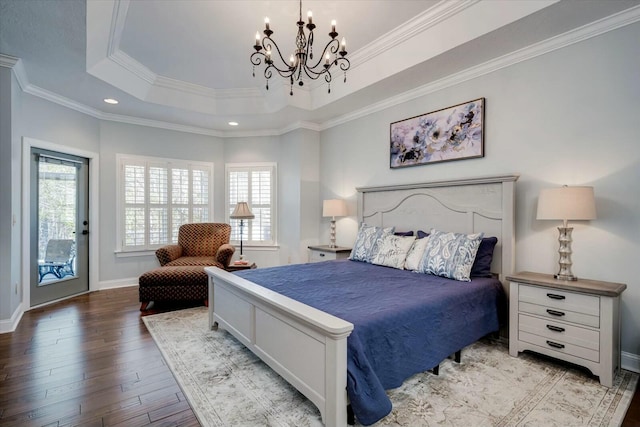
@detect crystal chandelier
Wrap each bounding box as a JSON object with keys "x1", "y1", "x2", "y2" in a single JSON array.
[{"x1": 251, "y1": 0, "x2": 350, "y2": 96}]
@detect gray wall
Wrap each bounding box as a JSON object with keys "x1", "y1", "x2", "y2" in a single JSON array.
[
  {"x1": 224, "y1": 129, "x2": 320, "y2": 267},
  {"x1": 319, "y1": 22, "x2": 640, "y2": 357},
  {"x1": 98, "y1": 121, "x2": 225, "y2": 283},
  {"x1": 0, "y1": 67, "x2": 17, "y2": 323}
]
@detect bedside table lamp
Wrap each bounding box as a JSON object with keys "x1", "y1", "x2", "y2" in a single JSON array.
[
  {"x1": 536, "y1": 186, "x2": 596, "y2": 281},
  {"x1": 323, "y1": 199, "x2": 347, "y2": 248},
  {"x1": 230, "y1": 202, "x2": 255, "y2": 260}
]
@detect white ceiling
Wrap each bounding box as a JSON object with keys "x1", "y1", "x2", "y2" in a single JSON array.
[{"x1": 1, "y1": 0, "x2": 639, "y2": 136}]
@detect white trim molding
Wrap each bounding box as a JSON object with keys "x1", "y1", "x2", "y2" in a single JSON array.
[
  {"x1": 622, "y1": 351, "x2": 640, "y2": 374},
  {"x1": 0, "y1": 304, "x2": 24, "y2": 334}
]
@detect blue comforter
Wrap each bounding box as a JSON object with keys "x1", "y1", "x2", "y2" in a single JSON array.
[{"x1": 236, "y1": 259, "x2": 504, "y2": 425}]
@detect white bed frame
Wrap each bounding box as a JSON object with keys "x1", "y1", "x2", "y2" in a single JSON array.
[{"x1": 206, "y1": 174, "x2": 519, "y2": 427}]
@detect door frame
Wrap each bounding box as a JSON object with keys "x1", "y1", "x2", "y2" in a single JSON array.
[{"x1": 22, "y1": 137, "x2": 100, "y2": 309}]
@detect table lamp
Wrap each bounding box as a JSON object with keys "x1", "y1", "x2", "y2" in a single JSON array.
[
  {"x1": 536, "y1": 185, "x2": 596, "y2": 281},
  {"x1": 323, "y1": 199, "x2": 347, "y2": 248},
  {"x1": 230, "y1": 202, "x2": 255, "y2": 261}
]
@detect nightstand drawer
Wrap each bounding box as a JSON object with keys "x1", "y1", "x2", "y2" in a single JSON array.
[
  {"x1": 307, "y1": 245, "x2": 351, "y2": 263},
  {"x1": 518, "y1": 331, "x2": 600, "y2": 363},
  {"x1": 518, "y1": 314, "x2": 599, "y2": 351},
  {"x1": 310, "y1": 251, "x2": 337, "y2": 262},
  {"x1": 519, "y1": 284, "x2": 600, "y2": 317},
  {"x1": 518, "y1": 301, "x2": 599, "y2": 328}
]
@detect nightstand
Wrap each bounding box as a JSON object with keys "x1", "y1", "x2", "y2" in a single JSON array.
[
  {"x1": 226, "y1": 262, "x2": 257, "y2": 272},
  {"x1": 307, "y1": 245, "x2": 351, "y2": 263},
  {"x1": 507, "y1": 271, "x2": 626, "y2": 387}
]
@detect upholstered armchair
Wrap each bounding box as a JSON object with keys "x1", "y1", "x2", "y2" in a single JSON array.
[{"x1": 155, "y1": 223, "x2": 235, "y2": 270}]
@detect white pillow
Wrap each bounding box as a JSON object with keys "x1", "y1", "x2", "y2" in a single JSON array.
[
  {"x1": 418, "y1": 229, "x2": 484, "y2": 281},
  {"x1": 372, "y1": 234, "x2": 416, "y2": 269},
  {"x1": 404, "y1": 236, "x2": 430, "y2": 271},
  {"x1": 349, "y1": 224, "x2": 395, "y2": 263}
]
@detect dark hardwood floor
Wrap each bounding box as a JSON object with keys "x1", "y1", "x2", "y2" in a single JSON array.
[
  {"x1": 0, "y1": 286, "x2": 638, "y2": 427},
  {"x1": 0, "y1": 287, "x2": 200, "y2": 427}
]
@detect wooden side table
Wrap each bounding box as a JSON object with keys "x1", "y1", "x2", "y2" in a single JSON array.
[
  {"x1": 226, "y1": 262, "x2": 257, "y2": 272},
  {"x1": 507, "y1": 271, "x2": 626, "y2": 387},
  {"x1": 307, "y1": 245, "x2": 351, "y2": 263}
]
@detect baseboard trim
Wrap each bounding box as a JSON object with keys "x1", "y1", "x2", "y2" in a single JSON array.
[
  {"x1": 99, "y1": 277, "x2": 138, "y2": 290},
  {"x1": 0, "y1": 304, "x2": 24, "y2": 334},
  {"x1": 622, "y1": 351, "x2": 640, "y2": 374}
]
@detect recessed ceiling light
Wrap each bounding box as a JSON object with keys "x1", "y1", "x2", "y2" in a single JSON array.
[
  {"x1": 228, "y1": 121, "x2": 239, "y2": 126},
  {"x1": 103, "y1": 98, "x2": 119, "y2": 104}
]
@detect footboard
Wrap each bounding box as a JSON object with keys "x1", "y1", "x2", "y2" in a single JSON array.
[{"x1": 205, "y1": 267, "x2": 354, "y2": 427}]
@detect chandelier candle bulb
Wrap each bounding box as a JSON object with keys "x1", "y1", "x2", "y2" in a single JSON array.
[
  {"x1": 264, "y1": 17, "x2": 270, "y2": 31},
  {"x1": 307, "y1": 10, "x2": 312, "y2": 24},
  {"x1": 331, "y1": 20, "x2": 336, "y2": 33},
  {"x1": 255, "y1": 31, "x2": 260, "y2": 47}
]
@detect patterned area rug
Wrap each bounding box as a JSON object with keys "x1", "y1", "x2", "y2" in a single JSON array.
[{"x1": 143, "y1": 307, "x2": 637, "y2": 426}]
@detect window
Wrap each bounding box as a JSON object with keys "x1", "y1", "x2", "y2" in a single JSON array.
[
  {"x1": 226, "y1": 163, "x2": 277, "y2": 246},
  {"x1": 117, "y1": 154, "x2": 213, "y2": 251}
]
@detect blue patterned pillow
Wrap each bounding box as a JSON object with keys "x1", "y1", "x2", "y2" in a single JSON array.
[
  {"x1": 349, "y1": 223, "x2": 395, "y2": 263},
  {"x1": 418, "y1": 229, "x2": 484, "y2": 281}
]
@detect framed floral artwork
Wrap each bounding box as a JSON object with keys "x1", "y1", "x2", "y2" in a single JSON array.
[{"x1": 390, "y1": 98, "x2": 485, "y2": 168}]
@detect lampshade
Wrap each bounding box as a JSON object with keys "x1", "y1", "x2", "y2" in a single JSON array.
[
  {"x1": 230, "y1": 202, "x2": 255, "y2": 220},
  {"x1": 537, "y1": 186, "x2": 596, "y2": 221},
  {"x1": 323, "y1": 199, "x2": 347, "y2": 218}
]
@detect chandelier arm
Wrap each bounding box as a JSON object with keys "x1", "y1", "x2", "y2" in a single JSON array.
[
  {"x1": 304, "y1": 38, "x2": 341, "y2": 71},
  {"x1": 303, "y1": 67, "x2": 330, "y2": 82},
  {"x1": 250, "y1": 51, "x2": 264, "y2": 67},
  {"x1": 338, "y1": 58, "x2": 351, "y2": 72},
  {"x1": 262, "y1": 38, "x2": 297, "y2": 77}
]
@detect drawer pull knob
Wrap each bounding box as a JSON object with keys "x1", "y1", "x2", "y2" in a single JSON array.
[
  {"x1": 319, "y1": 253, "x2": 325, "y2": 257},
  {"x1": 546, "y1": 340, "x2": 565, "y2": 349},
  {"x1": 546, "y1": 324, "x2": 565, "y2": 333},
  {"x1": 547, "y1": 293, "x2": 566, "y2": 300},
  {"x1": 546, "y1": 309, "x2": 565, "y2": 317}
]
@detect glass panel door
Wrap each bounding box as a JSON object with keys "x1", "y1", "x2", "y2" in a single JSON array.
[{"x1": 30, "y1": 148, "x2": 89, "y2": 306}]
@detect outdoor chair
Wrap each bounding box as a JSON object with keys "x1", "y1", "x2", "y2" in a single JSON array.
[{"x1": 38, "y1": 239, "x2": 75, "y2": 282}]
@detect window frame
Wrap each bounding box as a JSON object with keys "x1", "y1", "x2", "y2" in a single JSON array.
[
  {"x1": 116, "y1": 154, "x2": 214, "y2": 252},
  {"x1": 225, "y1": 162, "x2": 277, "y2": 247}
]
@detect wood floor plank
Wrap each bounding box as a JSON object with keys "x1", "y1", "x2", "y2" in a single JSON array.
[{"x1": 0, "y1": 285, "x2": 637, "y2": 427}]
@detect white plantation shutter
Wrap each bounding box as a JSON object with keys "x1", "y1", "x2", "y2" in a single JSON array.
[
  {"x1": 227, "y1": 163, "x2": 276, "y2": 246},
  {"x1": 118, "y1": 155, "x2": 213, "y2": 251}
]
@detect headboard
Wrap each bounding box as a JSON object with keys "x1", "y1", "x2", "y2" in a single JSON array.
[{"x1": 356, "y1": 174, "x2": 519, "y2": 290}]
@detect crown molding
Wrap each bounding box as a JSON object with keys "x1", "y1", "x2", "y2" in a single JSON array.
[
  {"x1": 5, "y1": 4, "x2": 639, "y2": 138},
  {"x1": 99, "y1": 112, "x2": 224, "y2": 137},
  {"x1": 321, "y1": 4, "x2": 640, "y2": 131},
  {"x1": 108, "y1": 0, "x2": 130, "y2": 56},
  {"x1": 0, "y1": 54, "x2": 19, "y2": 68},
  {"x1": 0, "y1": 54, "x2": 29, "y2": 91},
  {"x1": 350, "y1": 0, "x2": 478, "y2": 71}
]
